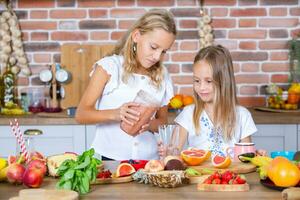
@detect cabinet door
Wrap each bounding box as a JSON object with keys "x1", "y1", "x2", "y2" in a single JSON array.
[
  {"x1": 0, "y1": 125, "x2": 86, "y2": 158},
  {"x1": 253, "y1": 124, "x2": 297, "y2": 153},
  {"x1": 298, "y1": 124, "x2": 300, "y2": 151},
  {"x1": 86, "y1": 125, "x2": 96, "y2": 150}
]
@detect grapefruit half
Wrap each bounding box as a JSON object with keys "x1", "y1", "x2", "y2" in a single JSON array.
[
  {"x1": 115, "y1": 163, "x2": 136, "y2": 177},
  {"x1": 181, "y1": 148, "x2": 211, "y2": 166},
  {"x1": 212, "y1": 155, "x2": 231, "y2": 169}
]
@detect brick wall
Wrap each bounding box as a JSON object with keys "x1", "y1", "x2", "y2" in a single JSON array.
[{"x1": 3, "y1": 0, "x2": 300, "y2": 107}]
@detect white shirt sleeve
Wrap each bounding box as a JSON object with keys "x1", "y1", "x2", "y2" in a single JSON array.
[
  {"x1": 90, "y1": 55, "x2": 120, "y2": 96},
  {"x1": 160, "y1": 67, "x2": 174, "y2": 106},
  {"x1": 238, "y1": 106, "x2": 257, "y2": 140},
  {"x1": 174, "y1": 105, "x2": 195, "y2": 133}
]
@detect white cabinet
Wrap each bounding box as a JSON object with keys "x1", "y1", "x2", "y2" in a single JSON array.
[
  {"x1": 298, "y1": 124, "x2": 300, "y2": 151},
  {"x1": 253, "y1": 124, "x2": 298, "y2": 153},
  {"x1": 0, "y1": 125, "x2": 86, "y2": 158},
  {"x1": 86, "y1": 125, "x2": 96, "y2": 150}
]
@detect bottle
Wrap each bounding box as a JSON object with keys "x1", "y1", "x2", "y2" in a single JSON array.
[
  {"x1": 0, "y1": 75, "x2": 4, "y2": 107},
  {"x1": 3, "y1": 64, "x2": 16, "y2": 108}
]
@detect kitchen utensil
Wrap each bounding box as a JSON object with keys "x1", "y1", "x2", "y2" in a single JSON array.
[
  {"x1": 270, "y1": 151, "x2": 295, "y2": 160},
  {"x1": 9, "y1": 189, "x2": 78, "y2": 200},
  {"x1": 39, "y1": 69, "x2": 52, "y2": 82},
  {"x1": 226, "y1": 142, "x2": 256, "y2": 162},
  {"x1": 56, "y1": 68, "x2": 71, "y2": 83}
]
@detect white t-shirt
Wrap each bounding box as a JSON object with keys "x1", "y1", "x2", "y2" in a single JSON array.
[
  {"x1": 174, "y1": 105, "x2": 257, "y2": 156},
  {"x1": 90, "y1": 54, "x2": 174, "y2": 160}
]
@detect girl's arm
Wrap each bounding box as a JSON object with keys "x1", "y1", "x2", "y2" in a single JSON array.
[
  {"x1": 75, "y1": 65, "x2": 140, "y2": 124},
  {"x1": 240, "y1": 136, "x2": 267, "y2": 156}
]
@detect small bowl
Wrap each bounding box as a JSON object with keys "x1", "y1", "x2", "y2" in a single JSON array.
[
  {"x1": 120, "y1": 160, "x2": 148, "y2": 171},
  {"x1": 270, "y1": 151, "x2": 296, "y2": 161}
]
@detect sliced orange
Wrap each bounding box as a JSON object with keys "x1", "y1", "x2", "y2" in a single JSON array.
[
  {"x1": 115, "y1": 163, "x2": 136, "y2": 177},
  {"x1": 211, "y1": 155, "x2": 231, "y2": 169},
  {"x1": 182, "y1": 95, "x2": 194, "y2": 106},
  {"x1": 181, "y1": 148, "x2": 211, "y2": 166}
]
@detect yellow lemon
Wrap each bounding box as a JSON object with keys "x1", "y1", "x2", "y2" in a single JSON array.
[
  {"x1": 169, "y1": 97, "x2": 183, "y2": 109},
  {"x1": 0, "y1": 158, "x2": 7, "y2": 171}
]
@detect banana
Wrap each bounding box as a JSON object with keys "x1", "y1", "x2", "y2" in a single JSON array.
[
  {"x1": 0, "y1": 166, "x2": 8, "y2": 182},
  {"x1": 257, "y1": 165, "x2": 268, "y2": 180},
  {"x1": 239, "y1": 156, "x2": 272, "y2": 167},
  {"x1": 0, "y1": 158, "x2": 7, "y2": 171}
]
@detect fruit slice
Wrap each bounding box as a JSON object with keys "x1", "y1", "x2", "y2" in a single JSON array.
[
  {"x1": 212, "y1": 155, "x2": 231, "y2": 169},
  {"x1": 181, "y1": 148, "x2": 211, "y2": 166},
  {"x1": 115, "y1": 163, "x2": 136, "y2": 177}
]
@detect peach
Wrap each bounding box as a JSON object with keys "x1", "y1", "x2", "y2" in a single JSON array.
[{"x1": 144, "y1": 160, "x2": 164, "y2": 172}]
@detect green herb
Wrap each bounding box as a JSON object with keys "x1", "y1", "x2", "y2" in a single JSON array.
[{"x1": 56, "y1": 148, "x2": 102, "y2": 195}]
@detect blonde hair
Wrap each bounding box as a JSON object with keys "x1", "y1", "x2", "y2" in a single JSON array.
[
  {"x1": 109, "y1": 9, "x2": 176, "y2": 88},
  {"x1": 192, "y1": 45, "x2": 238, "y2": 141}
]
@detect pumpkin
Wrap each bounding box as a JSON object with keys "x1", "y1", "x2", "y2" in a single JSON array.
[{"x1": 267, "y1": 156, "x2": 300, "y2": 187}]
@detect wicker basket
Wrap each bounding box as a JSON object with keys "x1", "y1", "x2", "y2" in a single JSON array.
[{"x1": 146, "y1": 170, "x2": 188, "y2": 188}]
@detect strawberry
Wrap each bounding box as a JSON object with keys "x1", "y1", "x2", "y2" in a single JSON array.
[
  {"x1": 204, "y1": 178, "x2": 212, "y2": 184},
  {"x1": 213, "y1": 178, "x2": 221, "y2": 184},
  {"x1": 235, "y1": 175, "x2": 246, "y2": 184},
  {"x1": 213, "y1": 171, "x2": 221, "y2": 180},
  {"x1": 221, "y1": 180, "x2": 228, "y2": 184},
  {"x1": 221, "y1": 171, "x2": 233, "y2": 182}
]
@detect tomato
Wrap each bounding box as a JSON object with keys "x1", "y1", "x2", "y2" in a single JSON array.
[{"x1": 267, "y1": 157, "x2": 300, "y2": 187}]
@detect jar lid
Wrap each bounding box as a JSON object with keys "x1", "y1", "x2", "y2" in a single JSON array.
[{"x1": 24, "y1": 129, "x2": 43, "y2": 136}]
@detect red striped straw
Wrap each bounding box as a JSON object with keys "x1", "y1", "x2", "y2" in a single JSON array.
[
  {"x1": 9, "y1": 119, "x2": 28, "y2": 162},
  {"x1": 14, "y1": 118, "x2": 29, "y2": 162}
]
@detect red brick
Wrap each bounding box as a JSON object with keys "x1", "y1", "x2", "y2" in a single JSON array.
[
  {"x1": 29, "y1": 65, "x2": 49, "y2": 75},
  {"x1": 235, "y1": 74, "x2": 269, "y2": 84},
  {"x1": 20, "y1": 21, "x2": 57, "y2": 30},
  {"x1": 90, "y1": 31, "x2": 109, "y2": 40},
  {"x1": 211, "y1": 8, "x2": 228, "y2": 17},
  {"x1": 137, "y1": 0, "x2": 174, "y2": 6},
  {"x1": 259, "y1": 41, "x2": 288, "y2": 50},
  {"x1": 269, "y1": 29, "x2": 288, "y2": 38},
  {"x1": 231, "y1": 52, "x2": 268, "y2": 61},
  {"x1": 270, "y1": 52, "x2": 289, "y2": 61},
  {"x1": 33, "y1": 54, "x2": 51, "y2": 63},
  {"x1": 57, "y1": 0, "x2": 75, "y2": 7},
  {"x1": 177, "y1": 31, "x2": 198, "y2": 40},
  {"x1": 180, "y1": 41, "x2": 198, "y2": 51},
  {"x1": 177, "y1": 0, "x2": 197, "y2": 6},
  {"x1": 18, "y1": 0, "x2": 54, "y2": 8},
  {"x1": 262, "y1": 63, "x2": 289, "y2": 72},
  {"x1": 233, "y1": 63, "x2": 240, "y2": 73},
  {"x1": 261, "y1": 0, "x2": 298, "y2": 5},
  {"x1": 179, "y1": 20, "x2": 197, "y2": 29},
  {"x1": 165, "y1": 64, "x2": 180, "y2": 73},
  {"x1": 50, "y1": 10, "x2": 86, "y2": 19},
  {"x1": 31, "y1": 32, "x2": 49, "y2": 41},
  {"x1": 172, "y1": 75, "x2": 193, "y2": 84},
  {"x1": 30, "y1": 11, "x2": 48, "y2": 19},
  {"x1": 171, "y1": 8, "x2": 200, "y2": 17},
  {"x1": 111, "y1": 31, "x2": 126, "y2": 40},
  {"x1": 229, "y1": 30, "x2": 266, "y2": 39},
  {"x1": 111, "y1": 9, "x2": 145, "y2": 18},
  {"x1": 22, "y1": 32, "x2": 29, "y2": 41},
  {"x1": 25, "y1": 43, "x2": 60, "y2": 52},
  {"x1": 240, "y1": 86, "x2": 258, "y2": 95},
  {"x1": 89, "y1": 9, "x2": 108, "y2": 18},
  {"x1": 79, "y1": 20, "x2": 116, "y2": 29},
  {"x1": 203, "y1": 0, "x2": 236, "y2": 6},
  {"x1": 259, "y1": 18, "x2": 298, "y2": 27},
  {"x1": 239, "y1": 19, "x2": 256, "y2": 27},
  {"x1": 238, "y1": 0, "x2": 258, "y2": 6},
  {"x1": 179, "y1": 87, "x2": 194, "y2": 96},
  {"x1": 215, "y1": 40, "x2": 238, "y2": 50},
  {"x1": 182, "y1": 64, "x2": 193, "y2": 73},
  {"x1": 51, "y1": 31, "x2": 88, "y2": 41},
  {"x1": 211, "y1": 19, "x2": 236, "y2": 28},
  {"x1": 170, "y1": 42, "x2": 178, "y2": 52},
  {"x1": 238, "y1": 97, "x2": 265, "y2": 107},
  {"x1": 53, "y1": 54, "x2": 61, "y2": 63},
  {"x1": 271, "y1": 74, "x2": 289, "y2": 83},
  {"x1": 270, "y1": 8, "x2": 287, "y2": 16},
  {"x1": 17, "y1": 77, "x2": 29, "y2": 86},
  {"x1": 241, "y1": 63, "x2": 259, "y2": 72},
  {"x1": 117, "y1": 0, "x2": 135, "y2": 6},
  {"x1": 78, "y1": 0, "x2": 115, "y2": 7},
  {"x1": 230, "y1": 8, "x2": 266, "y2": 17},
  {"x1": 290, "y1": 8, "x2": 300, "y2": 16},
  {"x1": 239, "y1": 41, "x2": 256, "y2": 50},
  {"x1": 171, "y1": 52, "x2": 196, "y2": 62},
  {"x1": 118, "y1": 20, "x2": 134, "y2": 29}
]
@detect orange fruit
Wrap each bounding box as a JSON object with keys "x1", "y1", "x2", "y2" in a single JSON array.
[
  {"x1": 115, "y1": 163, "x2": 136, "y2": 177},
  {"x1": 174, "y1": 94, "x2": 183, "y2": 101},
  {"x1": 267, "y1": 156, "x2": 300, "y2": 187},
  {"x1": 182, "y1": 95, "x2": 194, "y2": 106},
  {"x1": 181, "y1": 148, "x2": 211, "y2": 166},
  {"x1": 211, "y1": 155, "x2": 231, "y2": 169},
  {"x1": 169, "y1": 97, "x2": 183, "y2": 109}
]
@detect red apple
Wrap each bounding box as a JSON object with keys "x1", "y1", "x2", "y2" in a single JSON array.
[
  {"x1": 30, "y1": 151, "x2": 46, "y2": 163},
  {"x1": 6, "y1": 163, "x2": 26, "y2": 184},
  {"x1": 27, "y1": 160, "x2": 47, "y2": 176},
  {"x1": 23, "y1": 168, "x2": 44, "y2": 188}
]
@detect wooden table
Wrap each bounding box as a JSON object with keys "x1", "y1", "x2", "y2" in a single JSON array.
[{"x1": 0, "y1": 172, "x2": 282, "y2": 200}]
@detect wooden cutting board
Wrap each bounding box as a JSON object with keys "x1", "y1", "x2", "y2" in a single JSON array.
[
  {"x1": 92, "y1": 176, "x2": 133, "y2": 185},
  {"x1": 60, "y1": 44, "x2": 115, "y2": 109},
  {"x1": 197, "y1": 183, "x2": 250, "y2": 191},
  {"x1": 190, "y1": 161, "x2": 256, "y2": 174},
  {"x1": 254, "y1": 106, "x2": 300, "y2": 113},
  {"x1": 9, "y1": 189, "x2": 78, "y2": 200}
]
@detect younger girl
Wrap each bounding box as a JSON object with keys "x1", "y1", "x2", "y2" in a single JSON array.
[
  {"x1": 75, "y1": 9, "x2": 176, "y2": 160},
  {"x1": 171, "y1": 45, "x2": 264, "y2": 157}
]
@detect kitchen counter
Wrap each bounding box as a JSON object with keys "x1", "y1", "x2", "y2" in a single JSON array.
[
  {"x1": 0, "y1": 162, "x2": 282, "y2": 200},
  {"x1": 1, "y1": 108, "x2": 299, "y2": 125}
]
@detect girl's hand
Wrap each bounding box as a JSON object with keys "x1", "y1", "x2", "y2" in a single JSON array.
[
  {"x1": 256, "y1": 149, "x2": 267, "y2": 156},
  {"x1": 119, "y1": 102, "x2": 141, "y2": 125}
]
